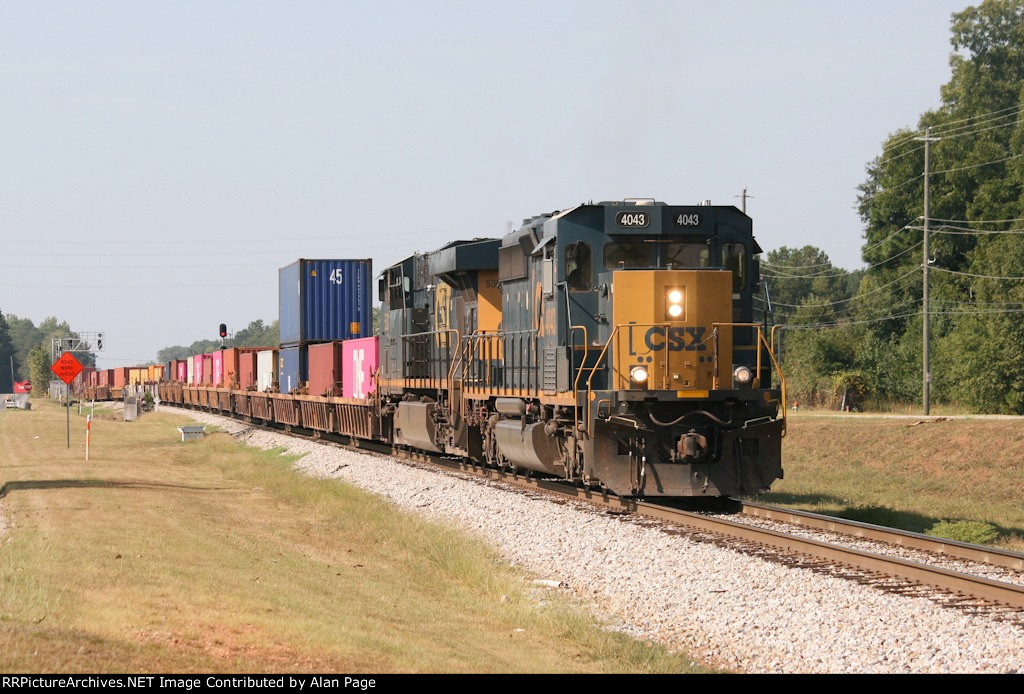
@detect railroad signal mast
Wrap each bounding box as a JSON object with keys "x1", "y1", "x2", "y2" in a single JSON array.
[
  {"x1": 219, "y1": 323, "x2": 228, "y2": 349},
  {"x1": 51, "y1": 332, "x2": 105, "y2": 362}
]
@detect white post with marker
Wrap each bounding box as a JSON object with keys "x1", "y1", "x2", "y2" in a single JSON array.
[{"x1": 86, "y1": 415, "x2": 92, "y2": 461}]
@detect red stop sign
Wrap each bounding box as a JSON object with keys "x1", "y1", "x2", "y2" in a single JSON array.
[{"x1": 51, "y1": 353, "x2": 84, "y2": 385}]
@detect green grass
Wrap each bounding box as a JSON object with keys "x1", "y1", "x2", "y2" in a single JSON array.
[
  {"x1": 0, "y1": 399, "x2": 707, "y2": 673},
  {"x1": 749, "y1": 415, "x2": 1024, "y2": 550}
]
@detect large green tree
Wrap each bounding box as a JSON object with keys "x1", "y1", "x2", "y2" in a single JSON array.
[
  {"x1": 0, "y1": 311, "x2": 16, "y2": 392},
  {"x1": 856, "y1": 0, "x2": 1024, "y2": 412}
]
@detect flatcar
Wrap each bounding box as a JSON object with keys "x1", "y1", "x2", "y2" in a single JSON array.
[{"x1": 93, "y1": 199, "x2": 787, "y2": 498}]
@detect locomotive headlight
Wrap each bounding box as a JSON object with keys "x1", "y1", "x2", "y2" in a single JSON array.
[
  {"x1": 666, "y1": 288, "x2": 684, "y2": 320},
  {"x1": 630, "y1": 366, "x2": 649, "y2": 384},
  {"x1": 733, "y1": 366, "x2": 753, "y2": 386}
]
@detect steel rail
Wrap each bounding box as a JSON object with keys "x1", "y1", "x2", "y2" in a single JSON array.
[
  {"x1": 167, "y1": 404, "x2": 1024, "y2": 612},
  {"x1": 739, "y1": 500, "x2": 1024, "y2": 572}
]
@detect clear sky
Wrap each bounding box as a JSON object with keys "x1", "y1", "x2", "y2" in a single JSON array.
[{"x1": 1, "y1": 1, "x2": 970, "y2": 368}]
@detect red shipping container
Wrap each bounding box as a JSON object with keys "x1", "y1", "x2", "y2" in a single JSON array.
[
  {"x1": 307, "y1": 342, "x2": 343, "y2": 397},
  {"x1": 238, "y1": 351, "x2": 256, "y2": 390},
  {"x1": 202, "y1": 354, "x2": 213, "y2": 385},
  {"x1": 113, "y1": 368, "x2": 128, "y2": 388},
  {"x1": 221, "y1": 348, "x2": 239, "y2": 389}
]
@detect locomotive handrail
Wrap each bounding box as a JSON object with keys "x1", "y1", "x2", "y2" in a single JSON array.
[
  {"x1": 568, "y1": 325, "x2": 589, "y2": 432},
  {"x1": 464, "y1": 329, "x2": 539, "y2": 395},
  {"x1": 712, "y1": 322, "x2": 787, "y2": 435},
  {"x1": 400, "y1": 328, "x2": 460, "y2": 384},
  {"x1": 445, "y1": 329, "x2": 463, "y2": 420}
]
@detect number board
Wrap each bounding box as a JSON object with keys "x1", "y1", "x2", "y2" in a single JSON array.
[
  {"x1": 673, "y1": 212, "x2": 702, "y2": 228},
  {"x1": 615, "y1": 210, "x2": 650, "y2": 228},
  {"x1": 51, "y1": 352, "x2": 84, "y2": 385}
]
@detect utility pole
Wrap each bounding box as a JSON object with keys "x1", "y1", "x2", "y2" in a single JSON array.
[
  {"x1": 736, "y1": 187, "x2": 754, "y2": 214},
  {"x1": 915, "y1": 127, "x2": 940, "y2": 415}
]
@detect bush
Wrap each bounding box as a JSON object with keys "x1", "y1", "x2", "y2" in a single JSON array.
[
  {"x1": 140, "y1": 391, "x2": 155, "y2": 413},
  {"x1": 925, "y1": 520, "x2": 999, "y2": 545}
]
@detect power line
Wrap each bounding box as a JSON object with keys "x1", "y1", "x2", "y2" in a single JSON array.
[
  {"x1": 929, "y1": 215, "x2": 1024, "y2": 224},
  {"x1": 0, "y1": 282, "x2": 267, "y2": 288},
  {"x1": 763, "y1": 241, "x2": 921, "y2": 279},
  {"x1": 929, "y1": 266, "x2": 1024, "y2": 281},
  {"x1": 930, "y1": 103, "x2": 1024, "y2": 136},
  {"x1": 930, "y1": 102, "x2": 1024, "y2": 133},
  {"x1": 778, "y1": 309, "x2": 924, "y2": 330},
  {"x1": 910, "y1": 224, "x2": 1024, "y2": 235},
  {"x1": 930, "y1": 151, "x2": 1024, "y2": 176},
  {"x1": 0, "y1": 229, "x2": 472, "y2": 246},
  {"x1": 758, "y1": 267, "x2": 920, "y2": 308}
]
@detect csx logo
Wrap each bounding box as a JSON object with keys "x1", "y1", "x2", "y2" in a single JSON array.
[{"x1": 629, "y1": 325, "x2": 708, "y2": 352}]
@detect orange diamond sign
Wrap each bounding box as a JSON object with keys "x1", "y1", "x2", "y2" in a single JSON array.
[{"x1": 51, "y1": 352, "x2": 84, "y2": 385}]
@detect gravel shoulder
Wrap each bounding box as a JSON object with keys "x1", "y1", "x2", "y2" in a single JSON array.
[{"x1": 177, "y1": 409, "x2": 1024, "y2": 674}]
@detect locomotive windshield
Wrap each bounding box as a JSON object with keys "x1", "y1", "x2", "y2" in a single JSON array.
[{"x1": 603, "y1": 237, "x2": 711, "y2": 270}]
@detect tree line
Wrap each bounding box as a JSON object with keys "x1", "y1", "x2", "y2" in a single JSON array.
[
  {"x1": 155, "y1": 319, "x2": 280, "y2": 363},
  {"x1": 0, "y1": 312, "x2": 97, "y2": 393},
  {"x1": 765, "y1": 0, "x2": 1024, "y2": 413}
]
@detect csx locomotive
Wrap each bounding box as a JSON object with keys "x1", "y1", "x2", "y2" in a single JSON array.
[
  {"x1": 138, "y1": 199, "x2": 786, "y2": 497},
  {"x1": 378, "y1": 199, "x2": 786, "y2": 496}
]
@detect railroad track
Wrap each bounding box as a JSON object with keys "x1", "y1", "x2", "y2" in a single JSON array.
[{"x1": 176, "y1": 406, "x2": 1024, "y2": 625}]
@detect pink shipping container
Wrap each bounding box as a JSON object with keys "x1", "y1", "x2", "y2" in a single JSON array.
[
  {"x1": 342, "y1": 336, "x2": 378, "y2": 399},
  {"x1": 192, "y1": 355, "x2": 203, "y2": 385},
  {"x1": 307, "y1": 342, "x2": 343, "y2": 397},
  {"x1": 202, "y1": 354, "x2": 213, "y2": 385},
  {"x1": 98, "y1": 369, "x2": 113, "y2": 387},
  {"x1": 177, "y1": 361, "x2": 188, "y2": 383},
  {"x1": 212, "y1": 351, "x2": 224, "y2": 388}
]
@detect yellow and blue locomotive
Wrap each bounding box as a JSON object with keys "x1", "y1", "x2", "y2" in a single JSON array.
[{"x1": 377, "y1": 199, "x2": 786, "y2": 497}]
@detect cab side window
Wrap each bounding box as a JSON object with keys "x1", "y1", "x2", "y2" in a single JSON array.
[
  {"x1": 721, "y1": 243, "x2": 746, "y2": 290},
  {"x1": 565, "y1": 241, "x2": 592, "y2": 292}
]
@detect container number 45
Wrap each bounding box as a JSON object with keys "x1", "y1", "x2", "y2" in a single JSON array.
[{"x1": 329, "y1": 268, "x2": 344, "y2": 285}]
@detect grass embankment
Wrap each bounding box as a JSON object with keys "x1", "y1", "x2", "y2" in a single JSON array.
[
  {"x1": 0, "y1": 401, "x2": 704, "y2": 673},
  {"x1": 757, "y1": 413, "x2": 1024, "y2": 550}
]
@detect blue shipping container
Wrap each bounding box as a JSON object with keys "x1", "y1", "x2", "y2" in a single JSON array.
[
  {"x1": 279, "y1": 259, "x2": 373, "y2": 345},
  {"x1": 278, "y1": 345, "x2": 307, "y2": 395}
]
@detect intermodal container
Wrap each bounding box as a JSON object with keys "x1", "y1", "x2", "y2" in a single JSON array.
[
  {"x1": 279, "y1": 259, "x2": 373, "y2": 345},
  {"x1": 256, "y1": 349, "x2": 278, "y2": 392},
  {"x1": 192, "y1": 355, "x2": 203, "y2": 385},
  {"x1": 202, "y1": 354, "x2": 213, "y2": 385},
  {"x1": 220, "y1": 348, "x2": 238, "y2": 388},
  {"x1": 98, "y1": 369, "x2": 112, "y2": 387},
  {"x1": 187, "y1": 357, "x2": 196, "y2": 384},
  {"x1": 307, "y1": 341, "x2": 343, "y2": 397},
  {"x1": 149, "y1": 365, "x2": 164, "y2": 382},
  {"x1": 178, "y1": 360, "x2": 188, "y2": 383},
  {"x1": 113, "y1": 368, "x2": 128, "y2": 388},
  {"x1": 342, "y1": 336, "x2": 378, "y2": 398},
  {"x1": 239, "y1": 351, "x2": 257, "y2": 389},
  {"x1": 212, "y1": 351, "x2": 224, "y2": 388},
  {"x1": 278, "y1": 345, "x2": 306, "y2": 395}
]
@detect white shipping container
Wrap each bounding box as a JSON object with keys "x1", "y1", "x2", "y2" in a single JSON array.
[
  {"x1": 257, "y1": 350, "x2": 278, "y2": 392},
  {"x1": 186, "y1": 358, "x2": 195, "y2": 385}
]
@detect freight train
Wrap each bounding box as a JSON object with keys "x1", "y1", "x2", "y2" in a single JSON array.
[{"x1": 82, "y1": 199, "x2": 787, "y2": 497}]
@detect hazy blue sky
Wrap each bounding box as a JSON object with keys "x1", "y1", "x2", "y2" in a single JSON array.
[{"x1": 1, "y1": 1, "x2": 970, "y2": 368}]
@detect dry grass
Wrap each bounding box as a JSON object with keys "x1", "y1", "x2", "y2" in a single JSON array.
[
  {"x1": 0, "y1": 401, "x2": 705, "y2": 673},
  {"x1": 754, "y1": 413, "x2": 1024, "y2": 551}
]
